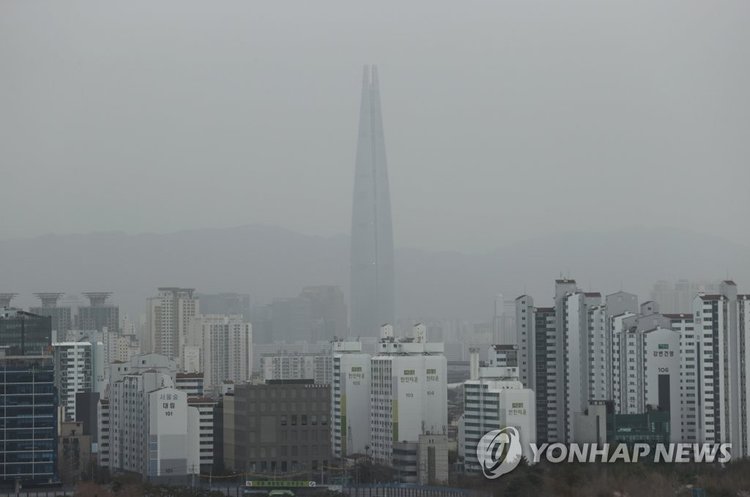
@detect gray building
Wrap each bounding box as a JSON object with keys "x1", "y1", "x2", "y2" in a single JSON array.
[
  {"x1": 77, "y1": 292, "x2": 119, "y2": 333},
  {"x1": 30, "y1": 292, "x2": 73, "y2": 337},
  {"x1": 350, "y1": 65, "x2": 395, "y2": 337},
  {"x1": 221, "y1": 380, "x2": 331, "y2": 475},
  {"x1": 197, "y1": 293, "x2": 251, "y2": 320},
  {"x1": 393, "y1": 434, "x2": 449, "y2": 485}
]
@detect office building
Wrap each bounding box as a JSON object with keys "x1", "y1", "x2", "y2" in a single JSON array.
[
  {"x1": 350, "y1": 65, "x2": 395, "y2": 337},
  {"x1": 221, "y1": 379, "x2": 331, "y2": 475},
  {"x1": 0, "y1": 310, "x2": 58, "y2": 486},
  {"x1": 0, "y1": 308, "x2": 52, "y2": 355}
]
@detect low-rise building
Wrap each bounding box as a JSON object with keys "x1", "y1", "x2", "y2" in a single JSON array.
[{"x1": 222, "y1": 379, "x2": 331, "y2": 475}]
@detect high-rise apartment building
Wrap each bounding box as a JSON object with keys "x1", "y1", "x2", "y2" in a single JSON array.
[
  {"x1": 31, "y1": 293, "x2": 73, "y2": 337},
  {"x1": 692, "y1": 281, "x2": 750, "y2": 455},
  {"x1": 147, "y1": 287, "x2": 198, "y2": 361},
  {"x1": 331, "y1": 339, "x2": 371, "y2": 458},
  {"x1": 53, "y1": 341, "x2": 105, "y2": 421},
  {"x1": 462, "y1": 347, "x2": 536, "y2": 473},
  {"x1": 260, "y1": 351, "x2": 332, "y2": 385},
  {"x1": 186, "y1": 314, "x2": 252, "y2": 394},
  {"x1": 97, "y1": 354, "x2": 201, "y2": 477},
  {"x1": 77, "y1": 292, "x2": 119, "y2": 333},
  {"x1": 370, "y1": 325, "x2": 447, "y2": 463},
  {"x1": 197, "y1": 293, "x2": 251, "y2": 320}
]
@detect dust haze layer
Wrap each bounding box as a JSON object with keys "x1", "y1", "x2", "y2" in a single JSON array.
[
  {"x1": 0, "y1": 225, "x2": 747, "y2": 321},
  {"x1": 1, "y1": 0, "x2": 749, "y2": 251}
]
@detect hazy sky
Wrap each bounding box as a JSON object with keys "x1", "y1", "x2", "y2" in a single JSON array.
[{"x1": 2, "y1": 0, "x2": 748, "y2": 252}]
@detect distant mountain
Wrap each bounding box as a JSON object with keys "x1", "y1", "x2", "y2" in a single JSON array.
[{"x1": 1, "y1": 225, "x2": 747, "y2": 320}]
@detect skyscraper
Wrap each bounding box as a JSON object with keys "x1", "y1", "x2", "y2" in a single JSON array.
[
  {"x1": 77, "y1": 292, "x2": 119, "y2": 333},
  {"x1": 350, "y1": 65, "x2": 395, "y2": 337},
  {"x1": 0, "y1": 309, "x2": 58, "y2": 486},
  {"x1": 146, "y1": 287, "x2": 198, "y2": 361}
]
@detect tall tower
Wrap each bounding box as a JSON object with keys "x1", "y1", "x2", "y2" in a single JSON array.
[{"x1": 350, "y1": 65, "x2": 395, "y2": 337}]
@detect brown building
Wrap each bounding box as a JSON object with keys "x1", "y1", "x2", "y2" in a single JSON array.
[
  {"x1": 222, "y1": 379, "x2": 331, "y2": 476},
  {"x1": 58, "y1": 421, "x2": 92, "y2": 483}
]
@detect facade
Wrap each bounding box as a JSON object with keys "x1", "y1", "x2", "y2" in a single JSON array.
[
  {"x1": 0, "y1": 352, "x2": 58, "y2": 486},
  {"x1": 77, "y1": 292, "x2": 119, "y2": 333},
  {"x1": 692, "y1": 282, "x2": 750, "y2": 455},
  {"x1": 98, "y1": 369, "x2": 200, "y2": 477},
  {"x1": 65, "y1": 329, "x2": 139, "y2": 366},
  {"x1": 176, "y1": 372, "x2": 205, "y2": 397},
  {"x1": 58, "y1": 421, "x2": 92, "y2": 483},
  {"x1": 0, "y1": 308, "x2": 53, "y2": 355},
  {"x1": 651, "y1": 280, "x2": 719, "y2": 314},
  {"x1": 0, "y1": 310, "x2": 57, "y2": 486},
  {"x1": 52, "y1": 341, "x2": 105, "y2": 421},
  {"x1": 196, "y1": 293, "x2": 251, "y2": 320},
  {"x1": 147, "y1": 288, "x2": 198, "y2": 361},
  {"x1": 187, "y1": 314, "x2": 252, "y2": 394},
  {"x1": 187, "y1": 397, "x2": 217, "y2": 471},
  {"x1": 462, "y1": 349, "x2": 536, "y2": 473},
  {"x1": 222, "y1": 380, "x2": 331, "y2": 475},
  {"x1": 300, "y1": 286, "x2": 348, "y2": 342},
  {"x1": 350, "y1": 65, "x2": 395, "y2": 337},
  {"x1": 331, "y1": 340, "x2": 371, "y2": 458},
  {"x1": 370, "y1": 325, "x2": 447, "y2": 463},
  {"x1": 515, "y1": 278, "x2": 750, "y2": 452},
  {"x1": 393, "y1": 434, "x2": 449, "y2": 485},
  {"x1": 261, "y1": 352, "x2": 332, "y2": 385},
  {"x1": 30, "y1": 293, "x2": 73, "y2": 337}
]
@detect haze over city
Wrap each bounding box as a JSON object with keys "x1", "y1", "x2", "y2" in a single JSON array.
[
  {"x1": 3, "y1": 1, "x2": 750, "y2": 496},
  {"x1": 2, "y1": 0, "x2": 749, "y2": 253}
]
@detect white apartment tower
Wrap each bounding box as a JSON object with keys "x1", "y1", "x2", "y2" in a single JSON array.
[
  {"x1": 53, "y1": 341, "x2": 105, "y2": 420},
  {"x1": 331, "y1": 339, "x2": 372, "y2": 458},
  {"x1": 693, "y1": 281, "x2": 750, "y2": 455},
  {"x1": 97, "y1": 355, "x2": 201, "y2": 477},
  {"x1": 147, "y1": 288, "x2": 198, "y2": 361},
  {"x1": 516, "y1": 296, "x2": 558, "y2": 442},
  {"x1": 667, "y1": 312, "x2": 699, "y2": 443},
  {"x1": 260, "y1": 352, "x2": 332, "y2": 385},
  {"x1": 462, "y1": 347, "x2": 536, "y2": 473},
  {"x1": 370, "y1": 325, "x2": 447, "y2": 463},
  {"x1": 560, "y1": 286, "x2": 601, "y2": 442},
  {"x1": 187, "y1": 314, "x2": 252, "y2": 394}
]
